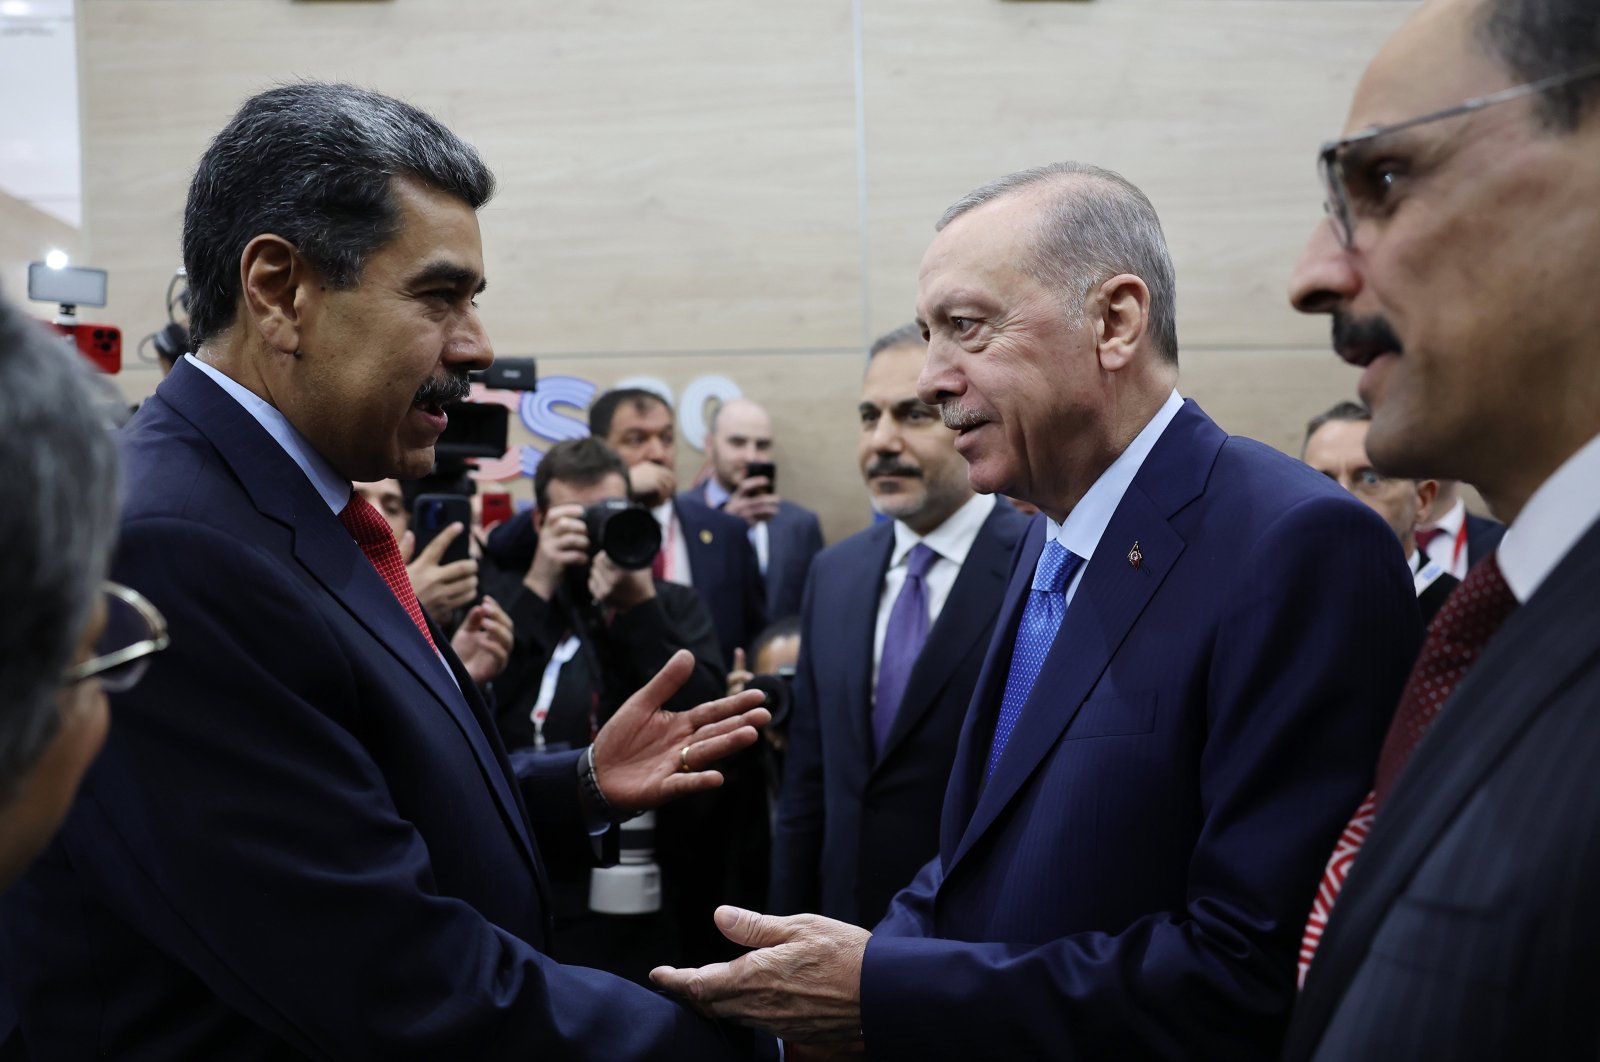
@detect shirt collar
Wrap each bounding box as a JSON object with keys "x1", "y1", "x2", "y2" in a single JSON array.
[
  {"x1": 703, "y1": 477, "x2": 732, "y2": 509},
  {"x1": 185, "y1": 353, "x2": 352, "y2": 514},
  {"x1": 1423, "y1": 496, "x2": 1466, "y2": 537},
  {"x1": 1497, "y1": 431, "x2": 1600, "y2": 603},
  {"x1": 1045, "y1": 389, "x2": 1184, "y2": 563},
  {"x1": 891, "y1": 492, "x2": 997, "y2": 569}
]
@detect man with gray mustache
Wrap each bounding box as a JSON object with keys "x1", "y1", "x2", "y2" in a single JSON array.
[
  {"x1": 653, "y1": 163, "x2": 1420, "y2": 1060},
  {"x1": 769, "y1": 323, "x2": 1029, "y2": 930}
]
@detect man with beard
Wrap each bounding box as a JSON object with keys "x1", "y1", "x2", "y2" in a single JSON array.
[
  {"x1": 697, "y1": 397, "x2": 824, "y2": 622},
  {"x1": 1284, "y1": 0, "x2": 1600, "y2": 1056},
  {"x1": 770, "y1": 324, "x2": 1029, "y2": 928},
  {"x1": 653, "y1": 164, "x2": 1419, "y2": 1060},
  {"x1": 0, "y1": 83, "x2": 773, "y2": 1060}
]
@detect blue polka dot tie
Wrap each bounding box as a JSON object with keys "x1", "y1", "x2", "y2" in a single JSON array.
[{"x1": 986, "y1": 539, "x2": 1085, "y2": 780}]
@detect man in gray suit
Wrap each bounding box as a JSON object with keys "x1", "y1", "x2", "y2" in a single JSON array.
[
  {"x1": 697, "y1": 398, "x2": 824, "y2": 622},
  {"x1": 1284, "y1": 0, "x2": 1600, "y2": 1056}
]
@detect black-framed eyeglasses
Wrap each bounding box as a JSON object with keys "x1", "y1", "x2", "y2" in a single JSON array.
[
  {"x1": 62, "y1": 582, "x2": 170, "y2": 694},
  {"x1": 1319, "y1": 62, "x2": 1600, "y2": 250}
]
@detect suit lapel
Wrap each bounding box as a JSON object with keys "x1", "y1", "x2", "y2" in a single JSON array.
[
  {"x1": 1291, "y1": 520, "x2": 1600, "y2": 1054},
  {"x1": 876, "y1": 506, "x2": 1019, "y2": 766},
  {"x1": 939, "y1": 521, "x2": 1041, "y2": 853},
  {"x1": 161, "y1": 363, "x2": 540, "y2": 873},
  {"x1": 844, "y1": 525, "x2": 896, "y2": 767},
  {"x1": 941, "y1": 401, "x2": 1221, "y2": 875},
  {"x1": 948, "y1": 489, "x2": 1184, "y2": 871}
]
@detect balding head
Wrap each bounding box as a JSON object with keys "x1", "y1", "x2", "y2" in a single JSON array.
[{"x1": 708, "y1": 397, "x2": 775, "y2": 492}]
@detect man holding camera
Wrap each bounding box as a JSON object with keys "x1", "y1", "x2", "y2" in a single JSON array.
[{"x1": 493, "y1": 438, "x2": 725, "y2": 754}]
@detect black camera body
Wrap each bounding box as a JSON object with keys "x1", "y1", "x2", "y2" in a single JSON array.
[{"x1": 581, "y1": 500, "x2": 661, "y2": 571}]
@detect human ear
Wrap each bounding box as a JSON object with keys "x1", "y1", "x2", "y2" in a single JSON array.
[
  {"x1": 239, "y1": 235, "x2": 314, "y2": 359},
  {"x1": 1091, "y1": 273, "x2": 1150, "y2": 372}
]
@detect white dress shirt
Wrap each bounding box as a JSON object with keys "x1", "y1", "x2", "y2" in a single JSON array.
[
  {"x1": 1419, "y1": 497, "x2": 1471, "y2": 581},
  {"x1": 702, "y1": 478, "x2": 769, "y2": 575},
  {"x1": 870, "y1": 492, "x2": 998, "y2": 696},
  {"x1": 1044, "y1": 390, "x2": 1186, "y2": 605},
  {"x1": 651, "y1": 500, "x2": 694, "y2": 587},
  {"x1": 1497, "y1": 432, "x2": 1600, "y2": 604}
]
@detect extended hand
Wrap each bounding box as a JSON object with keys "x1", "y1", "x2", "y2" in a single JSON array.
[
  {"x1": 628, "y1": 462, "x2": 677, "y2": 508},
  {"x1": 650, "y1": 906, "x2": 869, "y2": 1045},
  {"x1": 723, "y1": 477, "x2": 781, "y2": 526},
  {"x1": 451, "y1": 595, "x2": 513, "y2": 684},
  {"x1": 590, "y1": 552, "x2": 655, "y2": 612},
  {"x1": 402, "y1": 523, "x2": 478, "y2": 617},
  {"x1": 592, "y1": 651, "x2": 768, "y2": 812}
]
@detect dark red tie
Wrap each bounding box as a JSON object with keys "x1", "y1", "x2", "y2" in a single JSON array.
[
  {"x1": 1414, "y1": 526, "x2": 1444, "y2": 554},
  {"x1": 339, "y1": 493, "x2": 439, "y2": 653},
  {"x1": 1299, "y1": 554, "x2": 1518, "y2": 985}
]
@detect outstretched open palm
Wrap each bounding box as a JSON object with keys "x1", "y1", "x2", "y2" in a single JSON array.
[{"x1": 592, "y1": 650, "x2": 769, "y2": 813}]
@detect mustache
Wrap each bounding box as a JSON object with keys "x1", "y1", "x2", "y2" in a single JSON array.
[
  {"x1": 1331, "y1": 313, "x2": 1404, "y2": 367},
  {"x1": 866, "y1": 459, "x2": 922, "y2": 479},
  {"x1": 412, "y1": 372, "x2": 472, "y2": 407},
  {"x1": 941, "y1": 403, "x2": 990, "y2": 432}
]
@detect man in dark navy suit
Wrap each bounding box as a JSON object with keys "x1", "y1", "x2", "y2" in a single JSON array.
[
  {"x1": 0, "y1": 82, "x2": 772, "y2": 1060},
  {"x1": 1284, "y1": 0, "x2": 1600, "y2": 1056},
  {"x1": 698, "y1": 397, "x2": 824, "y2": 623},
  {"x1": 770, "y1": 324, "x2": 1028, "y2": 928},
  {"x1": 653, "y1": 164, "x2": 1419, "y2": 1060}
]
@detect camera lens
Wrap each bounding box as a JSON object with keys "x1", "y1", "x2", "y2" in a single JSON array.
[{"x1": 582, "y1": 499, "x2": 663, "y2": 570}]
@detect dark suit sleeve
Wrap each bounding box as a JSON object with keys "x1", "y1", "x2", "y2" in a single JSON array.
[
  {"x1": 87, "y1": 519, "x2": 763, "y2": 1061},
  {"x1": 860, "y1": 495, "x2": 1421, "y2": 1060},
  {"x1": 768, "y1": 570, "x2": 823, "y2": 914}
]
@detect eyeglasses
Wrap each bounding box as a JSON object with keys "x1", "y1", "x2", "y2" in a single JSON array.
[
  {"x1": 1319, "y1": 62, "x2": 1600, "y2": 250},
  {"x1": 62, "y1": 582, "x2": 170, "y2": 694}
]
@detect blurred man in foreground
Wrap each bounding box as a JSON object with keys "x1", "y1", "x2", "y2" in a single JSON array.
[
  {"x1": 0, "y1": 294, "x2": 139, "y2": 891},
  {"x1": 1284, "y1": 0, "x2": 1600, "y2": 1056}
]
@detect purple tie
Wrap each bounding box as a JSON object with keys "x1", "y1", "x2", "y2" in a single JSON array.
[{"x1": 873, "y1": 543, "x2": 938, "y2": 754}]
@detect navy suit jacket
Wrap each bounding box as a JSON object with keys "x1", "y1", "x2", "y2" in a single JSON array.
[
  {"x1": 771, "y1": 499, "x2": 1029, "y2": 926},
  {"x1": 673, "y1": 492, "x2": 767, "y2": 666},
  {"x1": 0, "y1": 361, "x2": 763, "y2": 1060},
  {"x1": 857, "y1": 401, "x2": 1421, "y2": 1061},
  {"x1": 1284, "y1": 517, "x2": 1600, "y2": 1062},
  {"x1": 696, "y1": 483, "x2": 824, "y2": 623}
]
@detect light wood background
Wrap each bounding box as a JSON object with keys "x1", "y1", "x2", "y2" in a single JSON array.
[{"x1": 55, "y1": 0, "x2": 1418, "y2": 543}]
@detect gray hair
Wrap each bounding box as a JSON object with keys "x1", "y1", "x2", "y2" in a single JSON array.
[
  {"x1": 183, "y1": 82, "x2": 496, "y2": 347},
  {"x1": 937, "y1": 162, "x2": 1179, "y2": 363},
  {"x1": 0, "y1": 295, "x2": 119, "y2": 797},
  {"x1": 868, "y1": 322, "x2": 926, "y2": 360}
]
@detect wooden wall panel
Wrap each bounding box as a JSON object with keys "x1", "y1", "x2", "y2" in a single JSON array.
[{"x1": 76, "y1": 0, "x2": 1422, "y2": 546}]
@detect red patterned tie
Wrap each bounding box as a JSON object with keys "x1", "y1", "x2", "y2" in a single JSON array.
[
  {"x1": 1298, "y1": 554, "x2": 1517, "y2": 986},
  {"x1": 339, "y1": 492, "x2": 439, "y2": 653}
]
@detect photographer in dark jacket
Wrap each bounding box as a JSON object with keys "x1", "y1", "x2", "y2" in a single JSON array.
[
  {"x1": 485, "y1": 437, "x2": 729, "y2": 982},
  {"x1": 490, "y1": 439, "x2": 723, "y2": 749}
]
